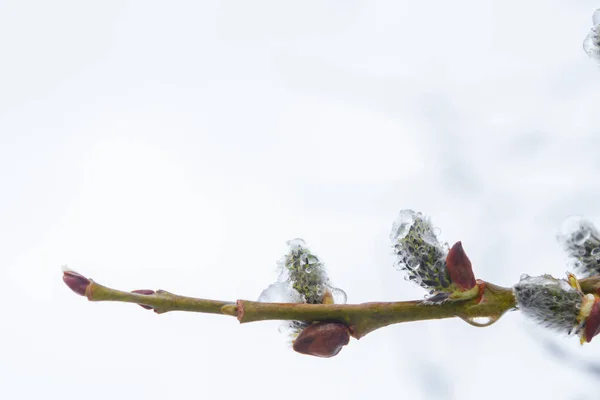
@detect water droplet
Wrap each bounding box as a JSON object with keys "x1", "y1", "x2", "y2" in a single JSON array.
[
  {"x1": 330, "y1": 287, "x2": 347, "y2": 304},
  {"x1": 406, "y1": 256, "x2": 420, "y2": 269},
  {"x1": 305, "y1": 267, "x2": 312, "y2": 273},
  {"x1": 592, "y1": 247, "x2": 600, "y2": 258},
  {"x1": 306, "y1": 254, "x2": 319, "y2": 264},
  {"x1": 469, "y1": 317, "x2": 492, "y2": 325}
]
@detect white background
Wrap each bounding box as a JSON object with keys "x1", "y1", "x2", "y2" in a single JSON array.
[{"x1": 2, "y1": 1, "x2": 600, "y2": 399}]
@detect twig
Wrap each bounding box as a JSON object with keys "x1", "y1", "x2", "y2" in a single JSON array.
[{"x1": 63, "y1": 269, "x2": 518, "y2": 339}]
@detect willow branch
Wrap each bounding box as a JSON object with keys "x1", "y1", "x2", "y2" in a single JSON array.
[{"x1": 63, "y1": 269, "x2": 524, "y2": 339}]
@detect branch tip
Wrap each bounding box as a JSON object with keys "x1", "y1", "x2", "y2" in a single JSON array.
[
  {"x1": 446, "y1": 241, "x2": 477, "y2": 290},
  {"x1": 62, "y1": 268, "x2": 91, "y2": 297}
]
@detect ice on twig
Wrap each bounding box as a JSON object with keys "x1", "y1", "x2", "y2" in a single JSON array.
[{"x1": 258, "y1": 282, "x2": 304, "y2": 303}]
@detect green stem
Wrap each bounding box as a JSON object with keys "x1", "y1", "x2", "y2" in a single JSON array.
[
  {"x1": 82, "y1": 278, "x2": 516, "y2": 339},
  {"x1": 88, "y1": 281, "x2": 237, "y2": 316}
]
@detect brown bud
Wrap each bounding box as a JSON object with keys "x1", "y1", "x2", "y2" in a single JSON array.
[
  {"x1": 131, "y1": 289, "x2": 155, "y2": 310},
  {"x1": 446, "y1": 241, "x2": 477, "y2": 290},
  {"x1": 62, "y1": 268, "x2": 91, "y2": 297},
  {"x1": 292, "y1": 322, "x2": 350, "y2": 358},
  {"x1": 584, "y1": 299, "x2": 600, "y2": 343}
]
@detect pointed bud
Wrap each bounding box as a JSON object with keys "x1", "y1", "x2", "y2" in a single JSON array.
[
  {"x1": 446, "y1": 242, "x2": 476, "y2": 290},
  {"x1": 131, "y1": 289, "x2": 156, "y2": 310},
  {"x1": 62, "y1": 267, "x2": 91, "y2": 297},
  {"x1": 584, "y1": 300, "x2": 600, "y2": 343},
  {"x1": 292, "y1": 322, "x2": 350, "y2": 358}
]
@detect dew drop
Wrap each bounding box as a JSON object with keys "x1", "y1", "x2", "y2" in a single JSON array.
[
  {"x1": 306, "y1": 254, "x2": 319, "y2": 264},
  {"x1": 330, "y1": 287, "x2": 348, "y2": 304},
  {"x1": 592, "y1": 247, "x2": 600, "y2": 259},
  {"x1": 469, "y1": 317, "x2": 492, "y2": 325}
]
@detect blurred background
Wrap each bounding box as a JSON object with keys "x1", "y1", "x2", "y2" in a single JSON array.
[{"x1": 2, "y1": 1, "x2": 600, "y2": 399}]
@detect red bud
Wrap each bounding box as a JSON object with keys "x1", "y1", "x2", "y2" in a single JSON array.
[
  {"x1": 446, "y1": 241, "x2": 477, "y2": 290},
  {"x1": 62, "y1": 268, "x2": 91, "y2": 297},
  {"x1": 292, "y1": 322, "x2": 350, "y2": 358},
  {"x1": 131, "y1": 289, "x2": 155, "y2": 310},
  {"x1": 585, "y1": 300, "x2": 600, "y2": 343}
]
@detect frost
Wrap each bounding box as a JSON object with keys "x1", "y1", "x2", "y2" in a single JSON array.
[
  {"x1": 557, "y1": 216, "x2": 600, "y2": 277},
  {"x1": 258, "y1": 282, "x2": 304, "y2": 303},
  {"x1": 513, "y1": 274, "x2": 583, "y2": 335}
]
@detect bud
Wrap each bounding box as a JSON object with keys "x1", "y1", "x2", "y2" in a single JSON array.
[
  {"x1": 62, "y1": 267, "x2": 91, "y2": 297},
  {"x1": 292, "y1": 322, "x2": 350, "y2": 358},
  {"x1": 131, "y1": 289, "x2": 155, "y2": 310},
  {"x1": 513, "y1": 274, "x2": 600, "y2": 343},
  {"x1": 278, "y1": 238, "x2": 346, "y2": 305},
  {"x1": 446, "y1": 241, "x2": 476, "y2": 290},
  {"x1": 390, "y1": 210, "x2": 450, "y2": 292},
  {"x1": 390, "y1": 210, "x2": 479, "y2": 303},
  {"x1": 584, "y1": 300, "x2": 600, "y2": 343},
  {"x1": 557, "y1": 216, "x2": 600, "y2": 278},
  {"x1": 259, "y1": 238, "x2": 348, "y2": 342}
]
